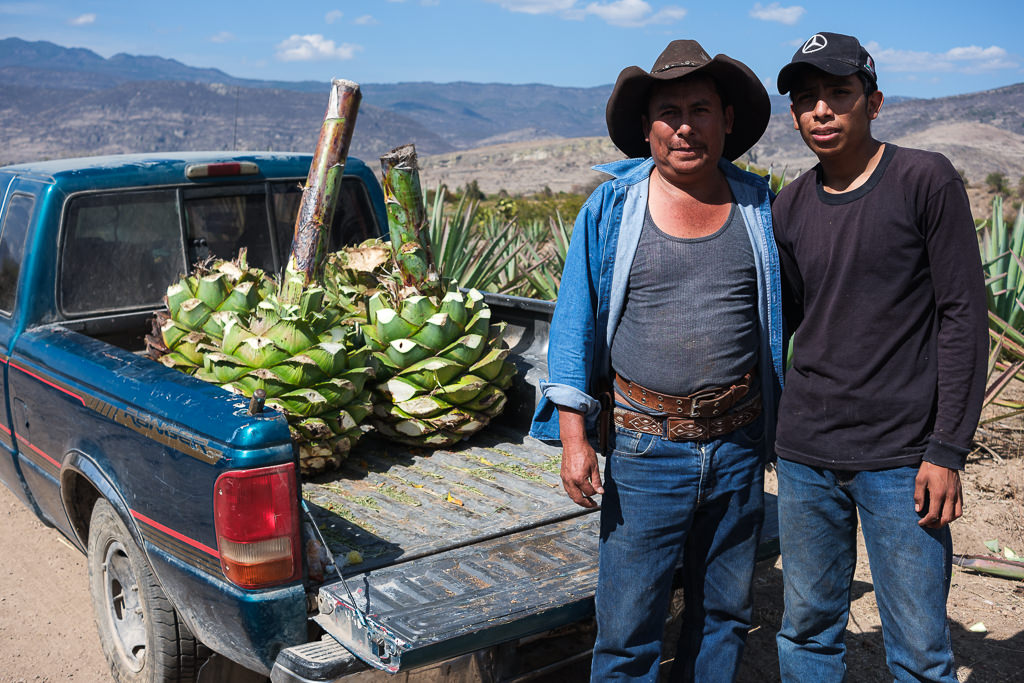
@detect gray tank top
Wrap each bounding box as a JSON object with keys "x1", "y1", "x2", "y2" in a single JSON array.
[{"x1": 610, "y1": 202, "x2": 758, "y2": 395}]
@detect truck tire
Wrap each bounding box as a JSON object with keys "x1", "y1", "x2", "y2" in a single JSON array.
[{"x1": 88, "y1": 498, "x2": 211, "y2": 682}]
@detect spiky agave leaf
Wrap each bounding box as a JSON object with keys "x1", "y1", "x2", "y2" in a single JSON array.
[
  {"x1": 192, "y1": 290, "x2": 376, "y2": 474},
  {"x1": 146, "y1": 251, "x2": 277, "y2": 374},
  {"x1": 354, "y1": 282, "x2": 516, "y2": 447}
]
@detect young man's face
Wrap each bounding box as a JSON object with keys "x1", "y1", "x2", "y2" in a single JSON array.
[
  {"x1": 642, "y1": 76, "x2": 734, "y2": 184},
  {"x1": 789, "y1": 70, "x2": 883, "y2": 160}
]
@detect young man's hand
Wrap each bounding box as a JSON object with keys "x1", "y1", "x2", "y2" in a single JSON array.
[
  {"x1": 914, "y1": 461, "x2": 963, "y2": 528},
  {"x1": 558, "y1": 408, "x2": 604, "y2": 508}
]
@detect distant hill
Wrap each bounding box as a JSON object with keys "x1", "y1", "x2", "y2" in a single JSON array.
[
  {"x1": 1, "y1": 36, "x2": 1021, "y2": 218},
  {"x1": 749, "y1": 83, "x2": 1024, "y2": 183}
]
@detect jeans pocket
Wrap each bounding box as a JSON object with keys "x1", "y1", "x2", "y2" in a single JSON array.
[
  {"x1": 728, "y1": 413, "x2": 765, "y2": 450},
  {"x1": 611, "y1": 425, "x2": 657, "y2": 457}
]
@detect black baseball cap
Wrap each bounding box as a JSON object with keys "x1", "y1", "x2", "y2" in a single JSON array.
[{"x1": 777, "y1": 32, "x2": 877, "y2": 94}]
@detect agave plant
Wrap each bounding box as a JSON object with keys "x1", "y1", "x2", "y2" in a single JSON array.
[
  {"x1": 194, "y1": 269, "x2": 374, "y2": 472},
  {"x1": 149, "y1": 79, "x2": 375, "y2": 474},
  {"x1": 425, "y1": 186, "x2": 526, "y2": 295},
  {"x1": 978, "y1": 195, "x2": 1024, "y2": 332},
  {"x1": 982, "y1": 310, "x2": 1024, "y2": 426},
  {"x1": 328, "y1": 145, "x2": 516, "y2": 447},
  {"x1": 522, "y1": 212, "x2": 572, "y2": 301}
]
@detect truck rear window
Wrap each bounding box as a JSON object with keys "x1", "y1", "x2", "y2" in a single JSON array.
[
  {"x1": 61, "y1": 189, "x2": 185, "y2": 316},
  {"x1": 59, "y1": 177, "x2": 379, "y2": 317},
  {"x1": 269, "y1": 179, "x2": 380, "y2": 259}
]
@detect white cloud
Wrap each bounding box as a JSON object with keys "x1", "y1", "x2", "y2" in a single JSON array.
[
  {"x1": 749, "y1": 2, "x2": 804, "y2": 25},
  {"x1": 325, "y1": 10, "x2": 343, "y2": 23},
  {"x1": 209, "y1": 31, "x2": 234, "y2": 44},
  {"x1": 865, "y1": 41, "x2": 1018, "y2": 74},
  {"x1": 275, "y1": 34, "x2": 361, "y2": 62},
  {"x1": 354, "y1": 15, "x2": 378, "y2": 25},
  {"x1": 486, "y1": 0, "x2": 684, "y2": 26},
  {"x1": 68, "y1": 13, "x2": 96, "y2": 26},
  {"x1": 584, "y1": 0, "x2": 685, "y2": 27}
]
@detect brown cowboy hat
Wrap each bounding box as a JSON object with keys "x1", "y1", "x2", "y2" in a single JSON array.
[{"x1": 606, "y1": 39, "x2": 770, "y2": 160}]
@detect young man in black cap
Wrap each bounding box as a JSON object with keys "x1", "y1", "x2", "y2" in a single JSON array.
[
  {"x1": 771, "y1": 31, "x2": 987, "y2": 681},
  {"x1": 530, "y1": 40, "x2": 784, "y2": 680}
]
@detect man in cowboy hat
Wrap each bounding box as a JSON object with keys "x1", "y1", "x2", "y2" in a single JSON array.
[
  {"x1": 530, "y1": 39, "x2": 784, "y2": 680},
  {"x1": 771, "y1": 32, "x2": 986, "y2": 681}
]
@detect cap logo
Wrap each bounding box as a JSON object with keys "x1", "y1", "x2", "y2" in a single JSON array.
[{"x1": 801, "y1": 34, "x2": 828, "y2": 54}]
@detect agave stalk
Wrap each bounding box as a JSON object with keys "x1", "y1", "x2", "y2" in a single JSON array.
[
  {"x1": 953, "y1": 554, "x2": 1024, "y2": 580},
  {"x1": 281, "y1": 79, "x2": 361, "y2": 304},
  {"x1": 379, "y1": 144, "x2": 440, "y2": 296}
]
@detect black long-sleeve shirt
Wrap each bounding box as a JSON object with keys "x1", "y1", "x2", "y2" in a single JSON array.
[{"x1": 772, "y1": 144, "x2": 987, "y2": 471}]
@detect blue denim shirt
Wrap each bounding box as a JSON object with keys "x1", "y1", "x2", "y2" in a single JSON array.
[{"x1": 529, "y1": 156, "x2": 784, "y2": 448}]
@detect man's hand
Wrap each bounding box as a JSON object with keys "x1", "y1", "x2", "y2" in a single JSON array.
[
  {"x1": 914, "y1": 461, "x2": 963, "y2": 528},
  {"x1": 558, "y1": 408, "x2": 604, "y2": 508}
]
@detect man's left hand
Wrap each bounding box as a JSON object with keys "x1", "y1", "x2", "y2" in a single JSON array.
[{"x1": 914, "y1": 461, "x2": 963, "y2": 528}]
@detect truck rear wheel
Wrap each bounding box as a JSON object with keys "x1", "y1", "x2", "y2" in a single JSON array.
[{"x1": 87, "y1": 499, "x2": 210, "y2": 682}]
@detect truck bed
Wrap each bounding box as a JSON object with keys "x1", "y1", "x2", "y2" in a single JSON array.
[
  {"x1": 302, "y1": 424, "x2": 585, "y2": 575},
  {"x1": 302, "y1": 293, "x2": 569, "y2": 575}
]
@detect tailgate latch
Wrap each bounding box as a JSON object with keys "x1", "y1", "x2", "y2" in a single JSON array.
[{"x1": 314, "y1": 585, "x2": 408, "y2": 673}]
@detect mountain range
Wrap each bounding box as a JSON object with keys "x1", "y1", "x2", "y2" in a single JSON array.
[{"x1": 2, "y1": 36, "x2": 1022, "y2": 213}]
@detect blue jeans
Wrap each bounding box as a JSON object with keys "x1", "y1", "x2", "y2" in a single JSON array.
[
  {"x1": 591, "y1": 416, "x2": 765, "y2": 682},
  {"x1": 776, "y1": 459, "x2": 956, "y2": 682}
]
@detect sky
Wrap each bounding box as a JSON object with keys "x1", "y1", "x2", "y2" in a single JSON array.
[{"x1": 2, "y1": 1, "x2": 1022, "y2": 99}]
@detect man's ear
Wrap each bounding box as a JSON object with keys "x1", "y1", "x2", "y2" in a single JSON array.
[
  {"x1": 790, "y1": 102, "x2": 799, "y2": 131},
  {"x1": 867, "y1": 90, "x2": 884, "y2": 121},
  {"x1": 642, "y1": 114, "x2": 651, "y2": 142},
  {"x1": 724, "y1": 104, "x2": 735, "y2": 135}
]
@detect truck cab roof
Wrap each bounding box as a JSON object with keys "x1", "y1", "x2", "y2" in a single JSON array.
[{"x1": 1, "y1": 151, "x2": 374, "y2": 193}]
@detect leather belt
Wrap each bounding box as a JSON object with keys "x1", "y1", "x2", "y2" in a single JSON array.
[
  {"x1": 614, "y1": 394, "x2": 762, "y2": 442},
  {"x1": 615, "y1": 371, "x2": 754, "y2": 418}
]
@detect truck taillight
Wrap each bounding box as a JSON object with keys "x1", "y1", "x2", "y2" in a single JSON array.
[{"x1": 214, "y1": 463, "x2": 300, "y2": 589}]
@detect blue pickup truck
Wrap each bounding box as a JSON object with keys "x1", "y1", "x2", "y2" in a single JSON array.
[{"x1": 0, "y1": 151, "x2": 777, "y2": 682}]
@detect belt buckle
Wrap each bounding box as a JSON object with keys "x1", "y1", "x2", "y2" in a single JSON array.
[{"x1": 687, "y1": 389, "x2": 720, "y2": 418}]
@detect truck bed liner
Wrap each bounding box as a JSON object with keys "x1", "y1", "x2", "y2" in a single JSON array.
[{"x1": 302, "y1": 422, "x2": 589, "y2": 574}]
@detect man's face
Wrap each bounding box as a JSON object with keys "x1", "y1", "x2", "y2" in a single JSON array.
[
  {"x1": 789, "y1": 70, "x2": 883, "y2": 160},
  {"x1": 642, "y1": 76, "x2": 734, "y2": 184}
]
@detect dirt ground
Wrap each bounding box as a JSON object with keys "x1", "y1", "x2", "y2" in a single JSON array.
[{"x1": 1, "y1": 434, "x2": 1021, "y2": 683}]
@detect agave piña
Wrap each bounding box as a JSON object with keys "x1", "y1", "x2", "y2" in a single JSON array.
[
  {"x1": 328, "y1": 144, "x2": 516, "y2": 447},
  {"x1": 195, "y1": 268, "x2": 374, "y2": 472},
  {"x1": 150, "y1": 79, "x2": 375, "y2": 473}
]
